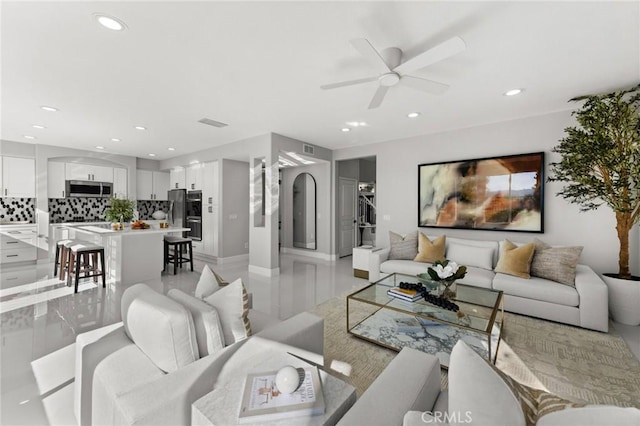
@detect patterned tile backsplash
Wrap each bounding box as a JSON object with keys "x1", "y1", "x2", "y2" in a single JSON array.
[
  {"x1": 0, "y1": 198, "x2": 35, "y2": 223},
  {"x1": 48, "y1": 198, "x2": 170, "y2": 223},
  {"x1": 137, "y1": 200, "x2": 169, "y2": 220},
  {"x1": 49, "y1": 198, "x2": 111, "y2": 223}
]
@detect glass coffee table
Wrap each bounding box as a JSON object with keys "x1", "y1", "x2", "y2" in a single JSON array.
[{"x1": 346, "y1": 273, "x2": 504, "y2": 368}]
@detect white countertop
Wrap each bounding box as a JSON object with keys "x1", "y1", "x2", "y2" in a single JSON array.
[{"x1": 72, "y1": 224, "x2": 190, "y2": 236}]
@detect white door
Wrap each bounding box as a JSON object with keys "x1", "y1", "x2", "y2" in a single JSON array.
[
  {"x1": 338, "y1": 177, "x2": 357, "y2": 257},
  {"x1": 136, "y1": 170, "x2": 153, "y2": 200},
  {"x1": 113, "y1": 168, "x2": 128, "y2": 199},
  {"x1": 93, "y1": 165, "x2": 113, "y2": 182},
  {"x1": 170, "y1": 168, "x2": 186, "y2": 189},
  {"x1": 3, "y1": 157, "x2": 35, "y2": 198},
  {"x1": 153, "y1": 172, "x2": 170, "y2": 200},
  {"x1": 48, "y1": 161, "x2": 66, "y2": 198},
  {"x1": 65, "y1": 163, "x2": 92, "y2": 181}
]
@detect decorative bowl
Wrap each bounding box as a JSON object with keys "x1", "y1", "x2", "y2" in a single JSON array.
[{"x1": 152, "y1": 210, "x2": 167, "y2": 220}]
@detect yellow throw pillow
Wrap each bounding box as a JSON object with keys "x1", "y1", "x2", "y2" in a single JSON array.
[
  {"x1": 414, "y1": 233, "x2": 446, "y2": 263},
  {"x1": 495, "y1": 240, "x2": 535, "y2": 279}
]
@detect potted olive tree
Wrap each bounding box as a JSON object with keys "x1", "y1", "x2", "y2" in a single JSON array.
[
  {"x1": 104, "y1": 198, "x2": 135, "y2": 230},
  {"x1": 549, "y1": 84, "x2": 640, "y2": 325}
]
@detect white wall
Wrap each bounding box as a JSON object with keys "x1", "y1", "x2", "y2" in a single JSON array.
[
  {"x1": 220, "y1": 159, "x2": 250, "y2": 258},
  {"x1": 333, "y1": 110, "x2": 637, "y2": 275}
]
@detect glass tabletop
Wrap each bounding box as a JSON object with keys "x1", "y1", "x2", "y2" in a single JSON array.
[{"x1": 348, "y1": 273, "x2": 503, "y2": 333}]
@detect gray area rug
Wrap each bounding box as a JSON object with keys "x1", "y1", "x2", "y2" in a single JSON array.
[{"x1": 310, "y1": 295, "x2": 640, "y2": 408}]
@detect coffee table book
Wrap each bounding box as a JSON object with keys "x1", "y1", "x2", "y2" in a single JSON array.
[
  {"x1": 238, "y1": 366, "x2": 325, "y2": 424},
  {"x1": 387, "y1": 288, "x2": 423, "y2": 302}
]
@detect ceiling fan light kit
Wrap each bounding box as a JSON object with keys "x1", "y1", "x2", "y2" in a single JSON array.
[{"x1": 321, "y1": 36, "x2": 466, "y2": 109}]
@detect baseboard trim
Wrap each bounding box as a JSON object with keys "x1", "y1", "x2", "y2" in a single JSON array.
[
  {"x1": 280, "y1": 247, "x2": 336, "y2": 261},
  {"x1": 248, "y1": 265, "x2": 280, "y2": 276},
  {"x1": 217, "y1": 254, "x2": 250, "y2": 264}
]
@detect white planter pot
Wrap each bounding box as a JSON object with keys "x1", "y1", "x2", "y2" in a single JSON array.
[{"x1": 603, "y1": 273, "x2": 640, "y2": 326}]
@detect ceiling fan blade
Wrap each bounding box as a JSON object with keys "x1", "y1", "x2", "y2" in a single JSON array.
[
  {"x1": 400, "y1": 75, "x2": 449, "y2": 95},
  {"x1": 320, "y1": 76, "x2": 378, "y2": 90},
  {"x1": 350, "y1": 38, "x2": 391, "y2": 74},
  {"x1": 393, "y1": 36, "x2": 466, "y2": 74},
  {"x1": 368, "y1": 85, "x2": 390, "y2": 109}
]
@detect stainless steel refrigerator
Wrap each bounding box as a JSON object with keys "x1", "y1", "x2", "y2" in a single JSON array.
[{"x1": 168, "y1": 189, "x2": 187, "y2": 237}]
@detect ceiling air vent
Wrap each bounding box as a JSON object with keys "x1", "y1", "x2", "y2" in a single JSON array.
[
  {"x1": 198, "y1": 118, "x2": 228, "y2": 128},
  {"x1": 303, "y1": 144, "x2": 315, "y2": 155}
]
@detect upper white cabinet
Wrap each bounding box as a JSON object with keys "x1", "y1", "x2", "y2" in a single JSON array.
[
  {"x1": 136, "y1": 170, "x2": 169, "y2": 200},
  {"x1": 170, "y1": 167, "x2": 186, "y2": 190},
  {"x1": 48, "y1": 162, "x2": 66, "y2": 198},
  {"x1": 186, "y1": 164, "x2": 203, "y2": 190},
  {"x1": 2, "y1": 156, "x2": 35, "y2": 198},
  {"x1": 65, "y1": 163, "x2": 113, "y2": 182},
  {"x1": 153, "y1": 171, "x2": 170, "y2": 200},
  {"x1": 113, "y1": 168, "x2": 128, "y2": 199}
]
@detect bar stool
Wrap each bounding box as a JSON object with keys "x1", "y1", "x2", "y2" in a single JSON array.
[
  {"x1": 54, "y1": 239, "x2": 87, "y2": 280},
  {"x1": 66, "y1": 242, "x2": 106, "y2": 293},
  {"x1": 164, "y1": 236, "x2": 194, "y2": 275}
]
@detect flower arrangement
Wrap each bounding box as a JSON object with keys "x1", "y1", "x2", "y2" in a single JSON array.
[
  {"x1": 104, "y1": 198, "x2": 135, "y2": 223},
  {"x1": 426, "y1": 260, "x2": 467, "y2": 300}
]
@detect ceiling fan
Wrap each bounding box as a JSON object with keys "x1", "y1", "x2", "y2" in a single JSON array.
[{"x1": 321, "y1": 37, "x2": 466, "y2": 109}]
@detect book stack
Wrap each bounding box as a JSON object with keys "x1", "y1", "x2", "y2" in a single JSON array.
[{"x1": 387, "y1": 287, "x2": 423, "y2": 302}]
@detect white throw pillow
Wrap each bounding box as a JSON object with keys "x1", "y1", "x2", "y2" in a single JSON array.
[
  {"x1": 194, "y1": 265, "x2": 220, "y2": 299},
  {"x1": 447, "y1": 242, "x2": 495, "y2": 270},
  {"x1": 203, "y1": 278, "x2": 251, "y2": 345},
  {"x1": 449, "y1": 340, "x2": 525, "y2": 426},
  {"x1": 121, "y1": 284, "x2": 199, "y2": 373},
  {"x1": 168, "y1": 289, "x2": 225, "y2": 356}
]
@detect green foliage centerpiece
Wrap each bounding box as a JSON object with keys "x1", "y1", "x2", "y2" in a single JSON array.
[
  {"x1": 104, "y1": 198, "x2": 135, "y2": 229},
  {"x1": 426, "y1": 260, "x2": 467, "y2": 300}
]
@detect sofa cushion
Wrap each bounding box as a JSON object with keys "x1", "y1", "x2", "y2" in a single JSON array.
[
  {"x1": 456, "y1": 266, "x2": 495, "y2": 289},
  {"x1": 414, "y1": 233, "x2": 445, "y2": 263},
  {"x1": 449, "y1": 340, "x2": 525, "y2": 426},
  {"x1": 536, "y1": 406, "x2": 640, "y2": 426},
  {"x1": 194, "y1": 265, "x2": 221, "y2": 299},
  {"x1": 446, "y1": 241, "x2": 495, "y2": 270},
  {"x1": 389, "y1": 231, "x2": 418, "y2": 260},
  {"x1": 493, "y1": 273, "x2": 580, "y2": 307},
  {"x1": 121, "y1": 284, "x2": 199, "y2": 373},
  {"x1": 530, "y1": 239, "x2": 583, "y2": 286},
  {"x1": 203, "y1": 278, "x2": 252, "y2": 345},
  {"x1": 381, "y1": 259, "x2": 431, "y2": 277},
  {"x1": 495, "y1": 240, "x2": 536, "y2": 279},
  {"x1": 168, "y1": 289, "x2": 225, "y2": 357}
]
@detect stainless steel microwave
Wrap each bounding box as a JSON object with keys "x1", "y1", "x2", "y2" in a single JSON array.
[{"x1": 65, "y1": 180, "x2": 113, "y2": 198}]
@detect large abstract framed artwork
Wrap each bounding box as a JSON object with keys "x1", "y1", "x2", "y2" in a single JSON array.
[{"x1": 418, "y1": 152, "x2": 544, "y2": 232}]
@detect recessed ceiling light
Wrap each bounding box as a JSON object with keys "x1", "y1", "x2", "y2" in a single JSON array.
[
  {"x1": 32, "y1": 124, "x2": 46, "y2": 129},
  {"x1": 168, "y1": 147, "x2": 175, "y2": 151},
  {"x1": 190, "y1": 160, "x2": 199, "y2": 165},
  {"x1": 23, "y1": 135, "x2": 36, "y2": 140},
  {"x1": 407, "y1": 112, "x2": 421, "y2": 118},
  {"x1": 111, "y1": 138, "x2": 121, "y2": 142},
  {"x1": 41, "y1": 106, "x2": 58, "y2": 112},
  {"x1": 148, "y1": 153, "x2": 156, "y2": 157},
  {"x1": 96, "y1": 146, "x2": 105, "y2": 150},
  {"x1": 504, "y1": 88, "x2": 523, "y2": 96},
  {"x1": 341, "y1": 128, "x2": 351, "y2": 132},
  {"x1": 93, "y1": 13, "x2": 127, "y2": 31},
  {"x1": 346, "y1": 121, "x2": 368, "y2": 127},
  {"x1": 135, "y1": 126, "x2": 146, "y2": 130}
]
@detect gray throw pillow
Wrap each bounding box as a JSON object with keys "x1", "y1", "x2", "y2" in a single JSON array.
[
  {"x1": 389, "y1": 231, "x2": 418, "y2": 260},
  {"x1": 530, "y1": 238, "x2": 583, "y2": 286}
]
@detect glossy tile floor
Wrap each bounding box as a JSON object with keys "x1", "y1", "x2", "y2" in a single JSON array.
[{"x1": 1, "y1": 254, "x2": 639, "y2": 425}]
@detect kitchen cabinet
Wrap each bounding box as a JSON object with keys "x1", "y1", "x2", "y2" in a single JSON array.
[
  {"x1": 201, "y1": 161, "x2": 219, "y2": 257},
  {"x1": 48, "y1": 162, "x2": 66, "y2": 198},
  {"x1": 136, "y1": 170, "x2": 169, "y2": 200},
  {"x1": 186, "y1": 164, "x2": 203, "y2": 190},
  {"x1": 2, "y1": 156, "x2": 35, "y2": 198},
  {"x1": 170, "y1": 167, "x2": 186, "y2": 189},
  {"x1": 65, "y1": 163, "x2": 113, "y2": 182},
  {"x1": 113, "y1": 168, "x2": 128, "y2": 199},
  {"x1": 0, "y1": 225, "x2": 37, "y2": 264}
]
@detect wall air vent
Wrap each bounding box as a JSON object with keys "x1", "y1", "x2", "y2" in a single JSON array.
[
  {"x1": 303, "y1": 144, "x2": 315, "y2": 155},
  {"x1": 198, "y1": 118, "x2": 228, "y2": 128}
]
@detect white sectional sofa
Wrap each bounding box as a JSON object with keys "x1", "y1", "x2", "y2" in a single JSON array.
[
  {"x1": 74, "y1": 283, "x2": 325, "y2": 426},
  {"x1": 368, "y1": 236, "x2": 609, "y2": 332}
]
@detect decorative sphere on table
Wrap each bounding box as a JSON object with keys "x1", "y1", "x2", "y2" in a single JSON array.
[{"x1": 275, "y1": 365, "x2": 305, "y2": 394}]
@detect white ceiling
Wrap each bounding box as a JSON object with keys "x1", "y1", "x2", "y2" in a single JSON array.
[{"x1": 2, "y1": 1, "x2": 639, "y2": 160}]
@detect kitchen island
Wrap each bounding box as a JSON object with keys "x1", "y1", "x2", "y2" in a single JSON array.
[{"x1": 51, "y1": 223, "x2": 190, "y2": 286}]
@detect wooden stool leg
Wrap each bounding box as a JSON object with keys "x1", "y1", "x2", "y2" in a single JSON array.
[
  {"x1": 54, "y1": 245, "x2": 60, "y2": 277},
  {"x1": 189, "y1": 242, "x2": 193, "y2": 271},
  {"x1": 67, "y1": 252, "x2": 75, "y2": 287},
  {"x1": 173, "y1": 244, "x2": 178, "y2": 275},
  {"x1": 75, "y1": 252, "x2": 81, "y2": 293},
  {"x1": 100, "y1": 250, "x2": 106, "y2": 288},
  {"x1": 60, "y1": 246, "x2": 67, "y2": 281},
  {"x1": 92, "y1": 252, "x2": 98, "y2": 283},
  {"x1": 163, "y1": 241, "x2": 167, "y2": 272}
]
